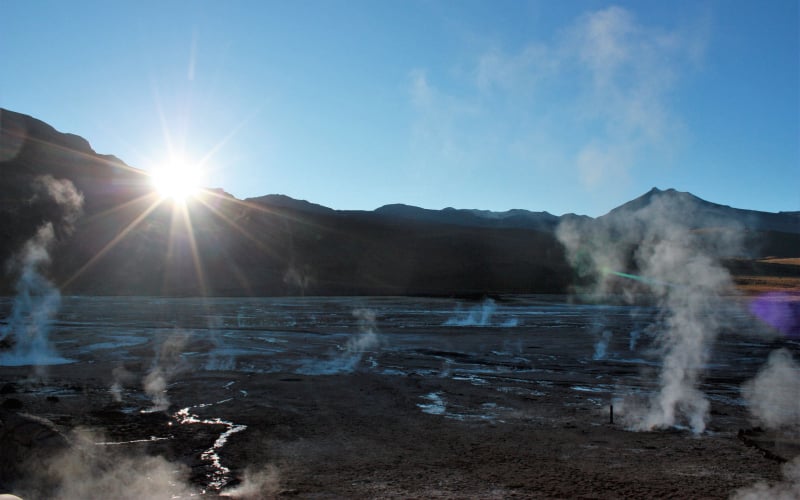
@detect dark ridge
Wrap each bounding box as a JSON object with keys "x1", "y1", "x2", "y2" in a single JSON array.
[{"x1": 0, "y1": 107, "x2": 797, "y2": 296}]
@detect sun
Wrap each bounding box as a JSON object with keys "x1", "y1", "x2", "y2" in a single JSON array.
[{"x1": 151, "y1": 158, "x2": 204, "y2": 202}]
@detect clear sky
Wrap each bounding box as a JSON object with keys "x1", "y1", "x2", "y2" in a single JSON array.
[{"x1": 1, "y1": 0, "x2": 797, "y2": 216}]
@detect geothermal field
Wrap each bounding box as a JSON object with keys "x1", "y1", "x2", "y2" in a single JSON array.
[
  {"x1": 2, "y1": 2, "x2": 798, "y2": 496},
  {"x1": 1, "y1": 294, "x2": 799, "y2": 498}
]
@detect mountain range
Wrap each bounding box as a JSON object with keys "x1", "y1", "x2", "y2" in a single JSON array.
[{"x1": 1, "y1": 108, "x2": 798, "y2": 296}]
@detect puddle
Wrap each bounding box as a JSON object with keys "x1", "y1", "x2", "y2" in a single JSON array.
[
  {"x1": 0, "y1": 353, "x2": 74, "y2": 366},
  {"x1": 418, "y1": 392, "x2": 446, "y2": 415},
  {"x1": 96, "y1": 436, "x2": 172, "y2": 446},
  {"x1": 571, "y1": 385, "x2": 610, "y2": 393},
  {"x1": 82, "y1": 336, "x2": 148, "y2": 352},
  {"x1": 452, "y1": 374, "x2": 489, "y2": 385},
  {"x1": 380, "y1": 367, "x2": 407, "y2": 376},
  {"x1": 495, "y1": 386, "x2": 547, "y2": 397},
  {"x1": 31, "y1": 386, "x2": 82, "y2": 397},
  {"x1": 417, "y1": 392, "x2": 511, "y2": 423}
]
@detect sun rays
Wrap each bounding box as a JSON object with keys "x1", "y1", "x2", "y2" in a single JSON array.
[
  {"x1": 56, "y1": 41, "x2": 271, "y2": 298},
  {"x1": 60, "y1": 183, "x2": 207, "y2": 296},
  {"x1": 57, "y1": 162, "x2": 291, "y2": 299}
]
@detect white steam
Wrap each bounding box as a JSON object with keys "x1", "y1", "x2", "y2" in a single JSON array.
[
  {"x1": 13, "y1": 428, "x2": 196, "y2": 499},
  {"x1": 0, "y1": 176, "x2": 83, "y2": 368},
  {"x1": 731, "y1": 456, "x2": 800, "y2": 500},
  {"x1": 283, "y1": 265, "x2": 312, "y2": 294},
  {"x1": 10, "y1": 424, "x2": 271, "y2": 498},
  {"x1": 31, "y1": 175, "x2": 84, "y2": 230},
  {"x1": 593, "y1": 329, "x2": 612, "y2": 360},
  {"x1": 628, "y1": 329, "x2": 641, "y2": 351},
  {"x1": 203, "y1": 316, "x2": 237, "y2": 371},
  {"x1": 0, "y1": 224, "x2": 64, "y2": 366},
  {"x1": 297, "y1": 308, "x2": 380, "y2": 375},
  {"x1": 734, "y1": 349, "x2": 800, "y2": 499},
  {"x1": 443, "y1": 298, "x2": 519, "y2": 327},
  {"x1": 109, "y1": 365, "x2": 136, "y2": 403},
  {"x1": 741, "y1": 349, "x2": 800, "y2": 432},
  {"x1": 143, "y1": 332, "x2": 189, "y2": 411},
  {"x1": 220, "y1": 465, "x2": 281, "y2": 499},
  {"x1": 205, "y1": 331, "x2": 237, "y2": 372},
  {"x1": 557, "y1": 192, "x2": 740, "y2": 433},
  {"x1": 205, "y1": 351, "x2": 237, "y2": 371}
]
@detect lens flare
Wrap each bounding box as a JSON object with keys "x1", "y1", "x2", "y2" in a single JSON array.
[
  {"x1": 749, "y1": 292, "x2": 800, "y2": 337},
  {"x1": 601, "y1": 267, "x2": 677, "y2": 288}
]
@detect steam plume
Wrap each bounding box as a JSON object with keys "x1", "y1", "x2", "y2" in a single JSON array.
[
  {"x1": 220, "y1": 465, "x2": 281, "y2": 499},
  {"x1": 443, "y1": 298, "x2": 519, "y2": 327},
  {"x1": 297, "y1": 308, "x2": 380, "y2": 375},
  {"x1": 731, "y1": 456, "x2": 800, "y2": 500},
  {"x1": 741, "y1": 349, "x2": 800, "y2": 432},
  {"x1": 593, "y1": 330, "x2": 612, "y2": 360},
  {"x1": 31, "y1": 175, "x2": 84, "y2": 232},
  {"x1": 144, "y1": 332, "x2": 189, "y2": 411},
  {"x1": 13, "y1": 428, "x2": 195, "y2": 499},
  {"x1": 557, "y1": 192, "x2": 741, "y2": 433},
  {"x1": 0, "y1": 176, "x2": 83, "y2": 368},
  {"x1": 283, "y1": 265, "x2": 312, "y2": 295},
  {"x1": 628, "y1": 329, "x2": 641, "y2": 351},
  {"x1": 202, "y1": 315, "x2": 237, "y2": 371},
  {"x1": 109, "y1": 365, "x2": 136, "y2": 403},
  {"x1": 735, "y1": 348, "x2": 800, "y2": 499}
]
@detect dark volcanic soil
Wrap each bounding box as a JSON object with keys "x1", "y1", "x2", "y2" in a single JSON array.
[
  {"x1": 0, "y1": 363, "x2": 791, "y2": 499},
  {"x1": 0, "y1": 295, "x2": 797, "y2": 498}
]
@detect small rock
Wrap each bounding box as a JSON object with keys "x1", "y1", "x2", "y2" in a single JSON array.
[
  {"x1": 0, "y1": 412, "x2": 71, "y2": 492},
  {"x1": 1, "y1": 399, "x2": 23, "y2": 411},
  {"x1": 0, "y1": 384, "x2": 17, "y2": 395}
]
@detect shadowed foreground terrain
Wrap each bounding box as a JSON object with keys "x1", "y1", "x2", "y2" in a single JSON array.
[
  {"x1": 1, "y1": 296, "x2": 798, "y2": 498},
  {"x1": 0, "y1": 367, "x2": 787, "y2": 498}
]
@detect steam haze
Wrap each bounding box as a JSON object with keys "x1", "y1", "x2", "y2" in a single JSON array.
[
  {"x1": 0, "y1": 1, "x2": 797, "y2": 498},
  {"x1": 742, "y1": 349, "x2": 800, "y2": 432},
  {"x1": 0, "y1": 176, "x2": 83, "y2": 368},
  {"x1": 557, "y1": 191, "x2": 743, "y2": 433}
]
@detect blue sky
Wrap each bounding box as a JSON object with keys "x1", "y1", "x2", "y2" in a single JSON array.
[{"x1": 1, "y1": 0, "x2": 797, "y2": 216}]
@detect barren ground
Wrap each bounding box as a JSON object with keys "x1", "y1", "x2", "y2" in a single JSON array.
[{"x1": 0, "y1": 296, "x2": 797, "y2": 498}]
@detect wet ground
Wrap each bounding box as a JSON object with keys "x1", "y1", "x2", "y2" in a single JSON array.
[{"x1": 0, "y1": 295, "x2": 798, "y2": 498}]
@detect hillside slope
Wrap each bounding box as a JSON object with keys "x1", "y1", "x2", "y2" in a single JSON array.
[{"x1": 1, "y1": 108, "x2": 797, "y2": 296}]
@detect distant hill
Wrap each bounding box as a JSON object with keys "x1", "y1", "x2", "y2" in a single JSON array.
[
  {"x1": 373, "y1": 204, "x2": 566, "y2": 232},
  {"x1": 604, "y1": 187, "x2": 800, "y2": 234},
  {"x1": 0, "y1": 108, "x2": 797, "y2": 296}
]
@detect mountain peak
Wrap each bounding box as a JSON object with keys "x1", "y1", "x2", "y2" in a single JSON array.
[
  {"x1": 605, "y1": 187, "x2": 704, "y2": 217},
  {"x1": 244, "y1": 194, "x2": 335, "y2": 215}
]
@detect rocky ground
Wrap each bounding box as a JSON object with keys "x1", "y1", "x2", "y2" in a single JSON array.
[{"x1": 1, "y1": 359, "x2": 796, "y2": 499}]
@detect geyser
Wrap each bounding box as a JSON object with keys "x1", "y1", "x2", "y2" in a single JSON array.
[
  {"x1": 741, "y1": 348, "x2": 800, "y2": 432},
  {"x1": 557, "y1": 192, "x2": 741, "y2": 433},
  {"x1": 297, "y1": 308, "x2": 381, "y2": 375},
  {"x1": 0, "y1": 176, "x2": 83, "y2": 368}
]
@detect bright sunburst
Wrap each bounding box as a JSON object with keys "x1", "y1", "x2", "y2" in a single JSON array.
[{"x1": 151, "y1": 157, "x2": 204, "y2": 202}]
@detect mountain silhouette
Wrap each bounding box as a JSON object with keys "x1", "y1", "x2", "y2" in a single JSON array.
[{"x1": 0, "y1": 108, "x2": 797, "y2": 296}]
